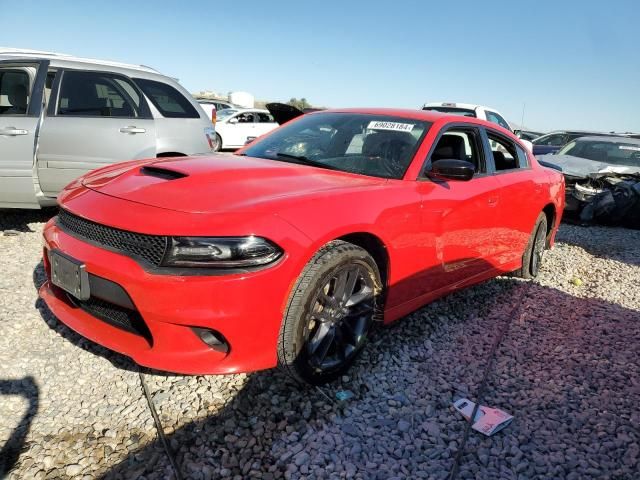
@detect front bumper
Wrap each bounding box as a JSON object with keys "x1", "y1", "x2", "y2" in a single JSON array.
[{"x1": 40, "y1": 219, "x2": 302, "y2": 375}]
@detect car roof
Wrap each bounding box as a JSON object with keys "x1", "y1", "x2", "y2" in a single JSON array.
[
  {"x1": 309, "y1": 107, "x2": 504, "y2": 126},
  {"x1": 0, "y1": 48, "x2": 159, "y2": 75}
]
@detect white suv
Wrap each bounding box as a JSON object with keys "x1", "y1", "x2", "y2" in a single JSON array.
[
  {"x1": 0, "y1": 49, "x2": 215, "y2": 209},
  {"x1": 422, "y1": 102, "x2": 532, "y2": 150}
]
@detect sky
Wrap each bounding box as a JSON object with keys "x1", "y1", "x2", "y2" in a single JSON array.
[{"x1": 2, "y1": 0, "x2": 639, "y2": 132}]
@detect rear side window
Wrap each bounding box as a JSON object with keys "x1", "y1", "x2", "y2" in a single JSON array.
[
  {"x1": 0, "y1": 69, "x2": 30, "y2": 115},
  {"x1": 57, "y1": 71, "x2": 142, "y2": 118},
  {"x1": 488, "y1": 132, "x2": 520, "y2": 171},
  {"x1": 134, "y1": 78, "x2": 199, "y2": 118}
]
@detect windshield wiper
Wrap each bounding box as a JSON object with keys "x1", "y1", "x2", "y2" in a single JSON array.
[{"x1": 274, "y1": 152, "x2": 339, "y2": 171}]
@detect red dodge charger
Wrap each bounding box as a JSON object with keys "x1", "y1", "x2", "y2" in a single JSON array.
[{"x1": 40, "y1": 109, "x2": 564, "y2": 384}]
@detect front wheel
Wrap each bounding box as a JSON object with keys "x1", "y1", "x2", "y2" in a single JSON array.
[
  {"x1": 512, "y1": 212, "x2": 548, "y2": 279},
  {"x1": 278, "y1": 241, "x2": 382, "y2": 385}
]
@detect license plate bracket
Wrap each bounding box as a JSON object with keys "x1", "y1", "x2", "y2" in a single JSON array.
[{"x1": 50, "y1": 250, "x2": 90, "y2": 301}]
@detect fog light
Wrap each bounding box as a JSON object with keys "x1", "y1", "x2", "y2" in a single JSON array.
[{"x1": 192, "y1": 327, "x2": 229, "y2": 354}]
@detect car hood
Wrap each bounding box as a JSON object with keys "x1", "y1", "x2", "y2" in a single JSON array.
[
  {"x1": 540, "y1": 154, "x2": 640, "y2": 178},
  {"x1": 80, "y1": 154, "x2": 384, "y2": 214}
]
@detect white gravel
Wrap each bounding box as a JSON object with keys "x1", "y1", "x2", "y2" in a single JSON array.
[{"x1": 1, "y1": 210, "x2": 638, "y2": 480}]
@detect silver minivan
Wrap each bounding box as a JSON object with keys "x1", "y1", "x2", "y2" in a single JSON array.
[{"x1": 0, "y1": 49, "x2": 215, "y2": 209}]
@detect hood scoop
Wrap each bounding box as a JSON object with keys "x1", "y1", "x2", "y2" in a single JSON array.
[{"x1": 140, "y1": 165, "x2": 188, "y2": 180}]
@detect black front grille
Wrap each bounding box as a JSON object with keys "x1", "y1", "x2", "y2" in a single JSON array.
[
  {"x1": 57, "y1": 209, "x2": 169, "y2": 266},
  {"x1": 75, "y1": 296, "x2": 152, "y2": 343}
]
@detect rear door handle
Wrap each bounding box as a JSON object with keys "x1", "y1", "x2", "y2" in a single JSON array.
[
  {"x1": 0, "y1": 127, "x2": 28, "y2": 136},
  {"x1": 488, "y1": 197, "x2": 499, "y2": 206},
  {"x1": 119, "y1": 126, "x2": 146, "y2": 134}
]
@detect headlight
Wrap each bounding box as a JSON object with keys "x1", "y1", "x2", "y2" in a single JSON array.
[{"x1": 162, "y1": 236, "x2": 282, "y2": 268}]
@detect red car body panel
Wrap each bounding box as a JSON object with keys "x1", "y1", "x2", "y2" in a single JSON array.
[{"x1": 40, "y1": 109, "x2": 565, "y2": 375}]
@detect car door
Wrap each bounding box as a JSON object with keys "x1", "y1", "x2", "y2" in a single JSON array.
[
  {"x1": 483, "y1": 128, "x2": 545, "y2": 266},
  {"x1": 417, "y1": 124, "x2": 505, "y2": 293},
  {"x1": 0, "y1": 60, "x2": 47, "y2": 208},
  {"x1": 37, "y1": 69, "x2": 156, "y2": 196},
  {"x1": 226, "y1": 111, "x2": 259, "y2": 147}
]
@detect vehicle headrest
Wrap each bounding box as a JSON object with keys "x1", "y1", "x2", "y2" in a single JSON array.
[
  {"x1": 362, "y1": 131, "x2": 414, "y2": 157},
  {"x1": 432, "y1": 134, "x2": 465, "y2": 161}
]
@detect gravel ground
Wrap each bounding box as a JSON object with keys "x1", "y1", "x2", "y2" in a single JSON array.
[{"x1": 1, "y1": 210, "x2": 639, "y2": 480}]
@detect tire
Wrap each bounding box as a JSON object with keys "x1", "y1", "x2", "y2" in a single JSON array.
[
  {"x1": 278, "y1": 240, "x2": 382, "y2": 385},
  {"x1": 212, "y1": 133, "x2": 222, "y2": 152},
  {"x1": 512, "y1": 212, "x2": 548, "y2": 279}
]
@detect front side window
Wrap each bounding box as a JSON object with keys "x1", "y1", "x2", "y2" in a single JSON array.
[
  {"x1": 429, "y1": 129, "x2": 484, "y2": 173},
  {"x1": 0, "y1": 69, "x2": 30, "y2": 115},
  {"x1": 58, "y1": 71, "x2": 140, "y2": 118},
  {"x1": 242, "y1": 113, "x2": 431, "y2": 179},
  {"x1": 257, "y1": 112, "x2": 275, "y2": 123},
  {"x1": 488, "y1": 132, "x2": 519, "y2": 171},
  {"x1": 234, "y1": 112, "x2": 256, "y2": 123},
  {"x1": 134, "y1": 78, "x2": 199, "y2": 118}
]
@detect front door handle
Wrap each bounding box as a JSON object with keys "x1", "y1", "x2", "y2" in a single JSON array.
[
  {"x1": 119, "y1": 126, "x2": 146, "y2": 134},
  {"x1": 0, "y1": 127, "x2": 28, "y2": 136}
]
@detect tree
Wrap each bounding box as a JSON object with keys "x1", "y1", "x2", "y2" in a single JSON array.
[{"x1": 287, "y1": 97, "x2": 312, "y2": 110}]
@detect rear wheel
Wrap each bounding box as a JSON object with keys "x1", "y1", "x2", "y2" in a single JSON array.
[
  {"x1": 512, "y1": 212, "x2": 548, "y2": 279},
  {"x1": 212, "y1": 133, "x2": 222, "y2": 152},
  {"x1": 278, "y1": 241, "x2": 382, "y2": 385}
]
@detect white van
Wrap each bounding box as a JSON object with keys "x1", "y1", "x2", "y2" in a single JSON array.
[{"x1": 0, "y1": 49, "x2": 215, "y2": 209}]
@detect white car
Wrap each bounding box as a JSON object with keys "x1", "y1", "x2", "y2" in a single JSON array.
[
  {"x1": 0, "y1": 48, "x2": 215, "y2": 209},
  {"x1": 422, "y1": 102, "x2": 533, "y2": 151},
  {"x1": 212, "y1": 108, "x2": 278, "y2": 151},
  {"x1": 197, "y1": 99, "x2": 239, "y2": 124}
]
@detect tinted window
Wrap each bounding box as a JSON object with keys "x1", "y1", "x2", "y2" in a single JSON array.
[
  {"x1": 58, "y1": 71, "x2": 140, "y2": 118},
  {"x1": 257, "y1": 112, "x2": 275, "y2": 123},
  {"x1": 430, "y1": 129, "x2": 485, "y2": 173},
  {"x1": 423, "y1": 106, "x2": 476, "y2": 117},
  {"x1": 485, "y1": 111, "x2": 510, "y2": 130},
  {"x1": 533, "y1": 133, "x2": 567, "y2": 146},
  {"x1": 134, "y1": 78, "x2": 199, "y2": 118},
  {"x1": 0, "y1": 69, "x2": 30, "y2": 115},
  {"x1": 243, "y1": 113, "x2": 431, "y2": 180},
  {"x1": 488, "y1": 132, "x2": 519, "y2": 171}
]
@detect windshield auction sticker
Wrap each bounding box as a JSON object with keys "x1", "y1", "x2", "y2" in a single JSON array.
[
  {"x1": 619, "y1": 146, "x2": 640, "y2": 151},
  {"x1": 367, "y1": 121, "x2": 415, "y2": 132}
]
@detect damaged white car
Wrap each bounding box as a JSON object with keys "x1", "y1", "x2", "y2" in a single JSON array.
[{"x1": 541, "y1": 136, "x2": 640, "y2": 228}]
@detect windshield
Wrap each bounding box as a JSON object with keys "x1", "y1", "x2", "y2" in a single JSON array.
[
  {"x1": 558, "y1": 140, "x2": 640, "y2": 167},
  {"x1": 241, "y1": 113, "x2": 431, "y2": 179},
  {"x1": 423, "y1": 106, "x2": 476, "y2": 117}
]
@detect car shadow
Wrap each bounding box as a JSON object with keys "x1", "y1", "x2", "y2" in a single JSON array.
[
  {"x1": 90, "y1": 278, "x2": 640, "y2": 479},
  {"x1": 0, "y1": 208, "x2": 57, "y2": 233},
  {"x1": 28, "y1": 253, "x2": 640, "y2": 478},
  {"x1": 0, "y1": 377, "x2": 39, "y2": 477}
]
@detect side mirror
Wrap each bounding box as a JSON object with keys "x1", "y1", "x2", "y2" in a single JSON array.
[
  {"x1": 427, "y1": 159, "x2": 475, "y2": 182},
  {"x1": 228, "y1": 117, "x2": 238, "y2": 124}
]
